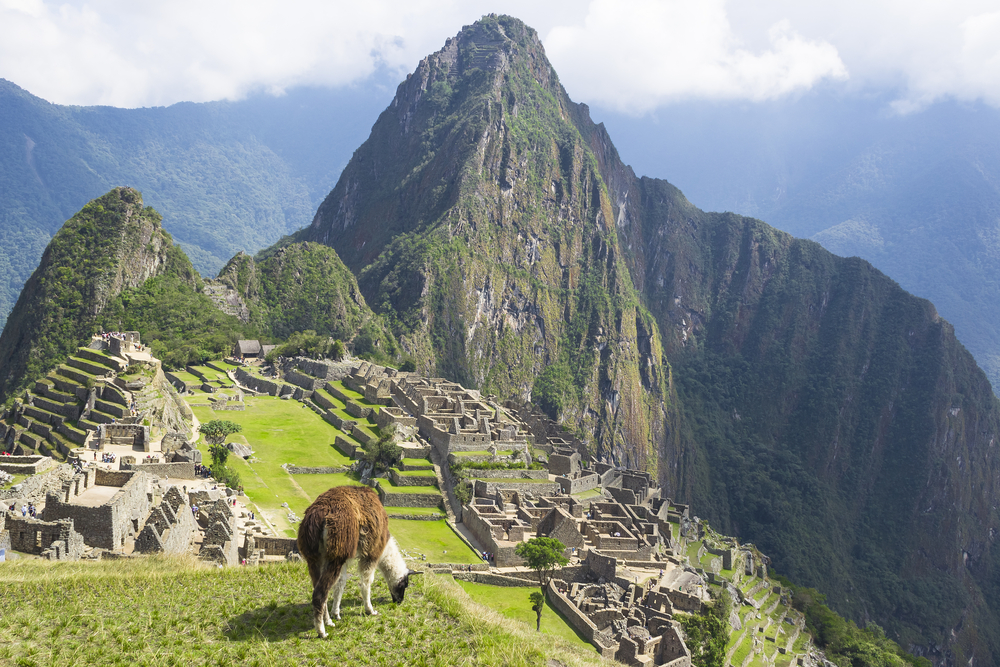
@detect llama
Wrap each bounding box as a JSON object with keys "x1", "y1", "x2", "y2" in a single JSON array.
[{"x1": 297, "y1": 485, "x2": 420, "y2": 638}]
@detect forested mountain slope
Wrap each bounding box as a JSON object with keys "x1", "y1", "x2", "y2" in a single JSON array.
[{"x1": 576, "y1": 104, "x2": 1000, "y2": 664}]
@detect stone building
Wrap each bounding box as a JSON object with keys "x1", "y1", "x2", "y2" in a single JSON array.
[
  {"x1": 134, "y1": 486, "x2": 196, "y2": 555},
  {"x1": 42, "y1": 468, "x2": 152, "y2": 551},
  {"x1": 0, "y1": 509, "x2": 84, "y2": 561}
]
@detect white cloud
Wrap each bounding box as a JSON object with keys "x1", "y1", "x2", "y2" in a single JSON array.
[
  {"x1": 544, "y1": 1, "x2": 847, "y2": 113},
  {"x1": 0, "y1": 0, "x2": 998, "y2": 112}
]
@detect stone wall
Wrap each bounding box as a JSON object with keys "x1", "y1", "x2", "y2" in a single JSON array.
[
  {"x1": 388, "y1": 469, "x2": 438, "y2": 488},
  {"x1": 198, "y1": 499, "x2": 238, "y2": 566},
  {"x1": 472, "y1": 479, "x2": 559, "y2": 497},
  {"x1": 556, "y1": 472, "x2": 600, "y2": 494},
  {"x1": 5, "y1": 514, "x2": 84, "y2": 560},
  {"x1": 0, "y1": 464, "x2": 74, "y2": 501},
  {"x1": 255, "y1": 535, "x2": 299, "y2": 556},
  {"x1": 375, "y1": 484, "x2": 442, "y2": 508},
  {"x1": 235, "y1": 368, "x2": 280, "y2": 396},
  {"x1": 547, "y1": 580, "x2": 619, "y2": 658},
  {"x1": 0, "y1": 455, "x2": 55, "y2": 475},
  {"x1": 123, "y1": 462, "x2": 196, "y2": 479},
  {"x1": 332, "y1": 434, "x2": 361, "y2": 459},
  {"x1": 43, "y1": 470, "x2": 151, "y2": 550},
  {"x1": 459, "y1": 468, "x2": 549, "y2": 480},
  {"x1": 586, "y1": 550, "x2": 618, "y2": 581},
  {"x1": 134, "y1": 486, "x2": 195, "y2": 554}
]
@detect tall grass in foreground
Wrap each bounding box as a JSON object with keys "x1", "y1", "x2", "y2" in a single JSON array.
[{"x1": 0, "y1": 556, "x2": 611, "y2": 667}]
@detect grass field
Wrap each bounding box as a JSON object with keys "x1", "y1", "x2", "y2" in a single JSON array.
[
  {"x1": 0, "y1": 557, "x2": 606, "y2": 667},
  {"x1": 388, "y1": 521, "x2": 480, "y2": 564},
  {"x1": 455, "y1": 582, "x2": 595, "y2": 652},
  {"x1": 190, "y1": 397, "x2": 354, "y2": 536}
]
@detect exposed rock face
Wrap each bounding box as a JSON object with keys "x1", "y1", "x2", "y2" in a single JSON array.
[
  {"x1": 0, "y1": 187, "x2": 189, "y2": 402},
  {"x1": 301, "y1": 15, "x2": 669, "y2": 471}
]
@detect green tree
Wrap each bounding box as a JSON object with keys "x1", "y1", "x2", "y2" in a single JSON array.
[
  {"x1": 208, "y1": 443, "x2": 230, "y2": 467},
  {"x1": 514, "y1": 537, "x2": 569, "y2": 593},
  {"x1": 678, "y1": 590, "x2": 731, "y2": 667},
  {"x1": 360, "y1": 425, "x2": 402, "y2": 473},
  {"x1": 199, "y1": 419, "x2": 242, "y2": 445},
  {"x1": 529, "y1": 590, "x2": 545, "y2": 632}
]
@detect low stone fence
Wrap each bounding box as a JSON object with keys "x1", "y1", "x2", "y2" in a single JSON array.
[
  {"x1": 325, "y1": 382, "x2": 354, "y2": 405},
  {"x1": 452, "y1": 571, "x2": 539, "y2": 587},
  {"x1": 121, "y1": 461, "x2": 196, "y2": 479},
  {"x1": 0, "y1": 455, "x2": 55, "y2": 475},
  {"x1": 322, "y1": 410, "x2": 357, "y2": 433},
  {"x1": 458, "y1": 468, "x2": 548, "y2": 480},
  {"x1": 472, "y1": 479, "x2": 560, "y2": 497},
  {"x1": 345, "y1": 400, "x2": 372, "y2": 419},
  {"x1": 388, "y1": 469, "x2": 438, "y2": 488},
  {"x1": 164, "y1": 371, "x2": 200, "y2": 392},
  {"x1": 235, "y1": 368, "x2": 281, "y2": 396},
  {"x1": 352, "y1": 425, "x2": 377, "y2": 446},
  {"x1": 375, "y1": 483, "x2": 442, "y2": 509},
  {"x1": 284, "y1": 466, "x2": 350, "y2": 474}
]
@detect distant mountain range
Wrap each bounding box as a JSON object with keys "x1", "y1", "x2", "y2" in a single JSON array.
[{"x1": 0, "y1": 77, "x2": 392, "y2": 325}]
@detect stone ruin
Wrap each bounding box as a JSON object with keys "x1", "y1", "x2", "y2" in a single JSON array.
[{"x1": 134, "y1": 486, "x2": 196, "y2": 555}]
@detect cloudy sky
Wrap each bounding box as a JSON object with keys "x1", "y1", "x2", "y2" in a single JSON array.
[{"x1": 1, "y1": 0, "x2": 998, "y2": 114}]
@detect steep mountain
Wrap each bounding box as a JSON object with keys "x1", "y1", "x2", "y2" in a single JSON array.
[
  {"x1": 0, "y1": 187, "x2": 184, "y2": 399},
  {"x1": 0, "y1": 79, "x2": 388, "y2": 326},
  {"x1": 299, "y1": 15, "x2": 671, "y2": 470},
  {"x1": 577, "y1": 101, "x2": 1000, "y2": 663},
  {"x1": 213, "y1": 242, "x2": 397, "y2": 357},
  {"x1": 298, "y1": 16, "x2": 1000, "y2": 663},
  {"x1": 598, "y1": 97, "x2": 1000, "y2": 393}
]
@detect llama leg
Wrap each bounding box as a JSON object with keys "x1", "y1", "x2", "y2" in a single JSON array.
[
  {"x1": 330, "y1": 569, "x2": 350, "y2": 621},
  {"x1": 358, "y1": 558, "x2": 379, "y2": 615},
  {"x1": 312, "y1": 561, "x2": 342, "y2": 638}
]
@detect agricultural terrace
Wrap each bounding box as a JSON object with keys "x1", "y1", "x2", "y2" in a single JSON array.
[{"x1": 187, "y1": 394, "x2": 469, "y2": 562}]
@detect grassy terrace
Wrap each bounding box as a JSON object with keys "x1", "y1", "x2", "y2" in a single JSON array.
[
  {"x1": 397, "y1": 469, "x2": 438, "y2": 478},
  {"x1": 0, "y1": 558, "x2": 606, "y2": 667},
  {"x1": 457, "y1": 582, "x2": 593, "y2": 651},
  {"x1": 190, "y1": 397, "x2": 353, "y2": 535},
  {"x1": 380, "y1": 477, "x2": 441, "y2": 494},
  {"x1": 169, "y1": 370, "x2": 202, "y2": 384},
  {"x1": 402, "y1": 457, "x2": 433, "y2": 467},
  {"x1": 453, "y1": 450, "x2": 516, "y2": 457}
]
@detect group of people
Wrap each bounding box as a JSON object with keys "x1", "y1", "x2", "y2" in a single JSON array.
[
  {"x1": 11, "y1": 503, "x2": 37, "y2": 518},
  {"x1": 481, "y1": 551, "x2": 494, "y2": 563},
  {"x1": 194, "y1": 464, "x2": 211, "y2": 477},
  {"x1": 97, "y1": 451, "x2": 117, "y2": 464}
]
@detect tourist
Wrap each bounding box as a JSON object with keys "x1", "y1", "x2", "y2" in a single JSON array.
[{"x1": 21, "y1": 504, "x2": 27, "y2": 517}]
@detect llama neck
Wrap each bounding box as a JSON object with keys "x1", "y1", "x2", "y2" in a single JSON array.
[{"x1": 378, "y1": 536, "x2": 408, "y2": 583}]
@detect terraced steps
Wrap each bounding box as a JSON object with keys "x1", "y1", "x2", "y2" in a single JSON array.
[
  {"x1": 76, "y1": 347, "x2": 127, "y2": 371},
  {"x1": 67, "y1": 355, "x2": 113, "y2": 377},
  {"x1": 94, "y1": 398, "x2": 127, "y2": 418},
  {"x1": 57, "y1": 364, "x2": 95, "y2": 386}
]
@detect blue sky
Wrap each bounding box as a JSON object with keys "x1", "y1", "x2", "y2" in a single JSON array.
[{"x1": 1, "y1": 0, "x2": 998, "y2": 114}]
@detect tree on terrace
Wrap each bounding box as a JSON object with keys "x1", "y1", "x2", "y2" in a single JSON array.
[
  {"x1": 199, "y1": 419, "x2": 242, "y2": 445},
  {"x1": 515, "y1": 536, "x2": 569, "y2": 594}
]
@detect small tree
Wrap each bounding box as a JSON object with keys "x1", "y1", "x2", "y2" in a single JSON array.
[
  {"x1": 208, "y1": 443, "x2": 230, "y2": 467},
  {"x1": 360, "y1": 425, "x2": 402, "y2": 473},
  {"x1": 514, "y1": 536, "x2": 569, "y2": 593},
  {"x1": 529, "y1": 590, "x2": 545, "y2": 632},
  {"x1": 199, "y1": 420, "x2": 242, "y2": 445}
]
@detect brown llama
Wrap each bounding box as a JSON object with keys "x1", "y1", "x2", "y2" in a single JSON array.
[{"x1": 297, "y1": 485, "x2": 420, "y2": 638}]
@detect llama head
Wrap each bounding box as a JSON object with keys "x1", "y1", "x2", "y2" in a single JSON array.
[
  {"x1": 380, "y1": 536, "x2": 423, "y2": 603},
  {"x1": 389, "y1": 568, "x2": 423, "y2": 603}
]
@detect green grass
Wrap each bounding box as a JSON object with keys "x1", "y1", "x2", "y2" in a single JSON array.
[
  {"x1": 732, "y1": 630, "x2": 756, "y2": 666},
  {"x1": 170, "y1": 370, "x2": 202, "y2": 384},
  {"x1": 389, "y1": 520, "x2": 480, "y2": 564},
  {"x1": 383, "y1": 506, "x2": 446, "y2": 516},
  {"x1": 397, "y1": 469, "x2": 438, "y2": 478},
  {"x1": 1, "y1": 472, "x2": 27, "y2": 489},
  {"x1": 380, "y1": 477, "x2": 441, "y2": 494},
  {"x1": 0, "y1": 558, "x2": 606, "y2": 667},
  {"x1": 293, "y1": 472, "x2": 366, "y2": 500},
  {"x1": 570, "y1": 487, "x2": 603, "y2": 501},
  {"x1": 402, "y1": 457, "x2": 433, "y2": 467},
  {"x1": 456, "y1": 582, "x2": 595, "y2": 652},
  {"x1": 191, "y1": 396, "x2": 354, "y2": 536}
]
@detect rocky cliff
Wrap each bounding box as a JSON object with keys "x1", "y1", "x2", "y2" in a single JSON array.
[
  {"x1": 0, "y1": 187, "x2": 188, "y2": 401},
  {"x1": 301, "y1": 15, "x2": 670, "y2": 470}
]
